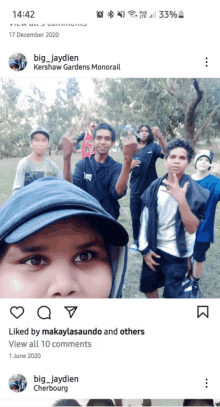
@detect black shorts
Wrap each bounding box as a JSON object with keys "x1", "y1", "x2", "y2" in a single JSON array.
[
  {"x1": 193, "y1": 241, "x2": 211, "y2": 263},
  {"x1": 140, "y1": 249, "x2": 192, "y2": 298}
]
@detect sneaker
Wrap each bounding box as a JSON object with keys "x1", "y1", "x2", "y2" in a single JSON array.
[
  {"x1": 191, "y1": 283, "x2": 201, "y2": 298},
  {"x1": 129, "y1": 240, "x2": 138, "y2": 254}
]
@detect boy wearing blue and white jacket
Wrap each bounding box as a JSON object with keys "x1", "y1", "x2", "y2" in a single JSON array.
[
  {"x1": 191, "y1": 150, "x2": 220, "y2": 298},
  {"x1": 138, "y1": 139, "x2": 209, "y2": 299}
]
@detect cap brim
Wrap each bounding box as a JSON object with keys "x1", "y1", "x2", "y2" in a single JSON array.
[{"x1": 5, "y1": 209, "x2": 128, "y2": 246}]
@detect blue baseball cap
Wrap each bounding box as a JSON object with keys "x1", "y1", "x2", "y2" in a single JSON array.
[
  {"x1": 9, "y1": 382, "x2": 19, "y2": 388},
  {"x1": 0, "y1": 178, "x2": 128, "y2": 246},
  {"x1": 9, "y1": 60, "x2": 19, "y2": 68},
  {"x1": 30, "y1": 126, "x2": 50, "y2": 140}
]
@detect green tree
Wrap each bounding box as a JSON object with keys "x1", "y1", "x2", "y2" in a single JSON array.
[
  {"x1": 93, "y1": 78, "x2": 220, "y2": 146},
  {"x1": 46, "y1": 79, "x2": 80, "y2": 152}
]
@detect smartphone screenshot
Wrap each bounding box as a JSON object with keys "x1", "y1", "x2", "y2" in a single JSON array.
[{"x1": 0, "y1": 1, "x2": 220, "y2": 406}]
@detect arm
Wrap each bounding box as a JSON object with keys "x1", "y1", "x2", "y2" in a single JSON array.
[
  {"x1": 75, "y1": 132, "x2": 85, "y2": 152},
  {"x1": 115, "y1": 135, "x2": 138, "y2": 196},
  {"x1": 178, "y1": 197, "x2": 199, "y2": 234},
  {"x1": 12, "y1": 159, "x2": 26, "y2": 194},
  {"x1": 63, "y1": 155, "x2": 73, "y2": 183},
  {"x1": 138, "y1": 206, "x2": 150, "y2": 254},
  {"x1": 163, "y1": 174, "x2": 199, "y2": 234},
  {"x1": 138, "y1": 206, "x2": 161, "y2": 271},
  {"x1": 115, "y1": 160, "x2": 132, "y2": 196},
  {"x1": 60, "y1": 131, "x2": 77, "y2": 183},
  {"x1": 151, "y1": 127, "x2": 166, "y2": 155}
]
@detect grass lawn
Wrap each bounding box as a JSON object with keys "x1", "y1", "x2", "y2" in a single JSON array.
[{"x1": 1, "y1": 150, "x2": 220, "y2": 298}]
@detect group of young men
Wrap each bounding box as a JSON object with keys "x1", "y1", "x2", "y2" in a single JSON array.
[{"x1": 0, "y1": 121, "x2": 219, "y2": 299}]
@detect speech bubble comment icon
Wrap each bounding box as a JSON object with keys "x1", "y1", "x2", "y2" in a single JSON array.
[
  {"x1": 37, "y1": 306, "x2": 51, "y2": 320},
  {"x1": 10, "y1": 306, "x2": 24, "y2": 319}
]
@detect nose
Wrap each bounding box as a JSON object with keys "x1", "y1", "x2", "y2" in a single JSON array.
[{"x1": 46, "y1": 261, "x2": 80, "y2": 298}]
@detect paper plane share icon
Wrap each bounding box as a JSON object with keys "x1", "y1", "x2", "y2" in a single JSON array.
[{"x1": 64, "y1": 306, "x2": 78, "y2": 318}]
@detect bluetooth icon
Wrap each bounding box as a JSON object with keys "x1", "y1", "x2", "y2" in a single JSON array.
[{"x1": 107, "y1": 10, "x2": 114, "y2": 18}]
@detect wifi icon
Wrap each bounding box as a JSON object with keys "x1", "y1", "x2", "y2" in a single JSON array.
[{"x1": 128, "y1": 10, "x2": 137, "y2": 17}]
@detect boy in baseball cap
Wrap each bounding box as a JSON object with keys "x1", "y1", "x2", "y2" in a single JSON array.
[
  {"x1": 9, "y1": 60, "x2": 19, "y2": 71},
  {"x1": 191, "y1": 150, "x2": 220, "y2": 297},
  {"x1": 9, "y1": 382, "x2": 19, "y2": 392},
  {"x1": 0, "y1": 177, "x2": 128, "y2": 298},
  {"x1": 12, "y1": 126, "x2": 62, "y2": 193}
]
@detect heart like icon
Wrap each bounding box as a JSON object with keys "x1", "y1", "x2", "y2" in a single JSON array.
[{"x1": 10, "y1": 306, "x2": 25, "y2": 319}]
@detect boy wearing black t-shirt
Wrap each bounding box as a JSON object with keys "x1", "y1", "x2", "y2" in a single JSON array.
[{"x1": 61, "y1": 122, "x2": 138, "y2": 219}]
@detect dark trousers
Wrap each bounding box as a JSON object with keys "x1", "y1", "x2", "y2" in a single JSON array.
[
  {"x1": 140, "y1": 249, "x2": 192, "y2": 298},
  {"x1": 130, "y1": 194, "x2": 143, "y2": 241}
]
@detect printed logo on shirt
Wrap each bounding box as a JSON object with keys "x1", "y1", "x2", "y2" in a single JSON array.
[
  {"x1": 84, "y1": 172, "x2": 92, "y2": 181},
  {"x1": 147, "y1": 151, "x2": 152, "y2": 153}
]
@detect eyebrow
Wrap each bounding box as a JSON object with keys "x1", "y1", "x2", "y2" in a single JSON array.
[
  {"x1": 18, "y1": 238, "x2": 103, "y2": 253},
  {"x1": 170, "y1": 154, "x2": 187, "y2": 158},
  {"x1": 19, "y1": 245, "x2": 49, "y2": 253},
  {"x1": 76, "y1": 239, "x2": 103, "y2": 249}
]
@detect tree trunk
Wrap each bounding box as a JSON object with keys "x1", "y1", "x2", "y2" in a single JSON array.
[{"x1": 184, "y1": 79, "x2": 204, "y2": 144}]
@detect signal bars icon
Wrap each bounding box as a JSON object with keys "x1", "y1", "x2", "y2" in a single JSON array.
[{"x1": 149, "y1": 11, "x2": 156, "y2": 18}]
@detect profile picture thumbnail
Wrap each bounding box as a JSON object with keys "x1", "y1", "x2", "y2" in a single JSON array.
[
  {"x1": 9, "y1": 374, "x2": 27, "y2": 392},
  {"x1": 9, "y1": 53, "x2": 27, "y2": 71}
]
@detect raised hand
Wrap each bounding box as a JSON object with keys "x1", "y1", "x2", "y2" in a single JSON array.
[
  {"x1": 151, "y1": 126, "x2": 162, "y2": 139},
  {"x1": 210, "y1": 161, "x2": 220, "y2": 177},
  {"x1": 60, "y1": 129, "x2": 77, "y2": 158},
  {"x1": 163, "y1": 173, "x2": 189, "y2": 203},
  {"x1": 123, "y1": 135, "x2": 139, "y2": 162}
]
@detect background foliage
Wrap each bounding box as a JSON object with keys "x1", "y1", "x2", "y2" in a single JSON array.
[{"x1": 1, "y1": 78, "x2": 220, "y2": 158}]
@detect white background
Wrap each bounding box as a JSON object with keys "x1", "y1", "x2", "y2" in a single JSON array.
[
  {"x1": 0, "y1": 299, "x2": 219, "y2": 400},
  {"x1": 0, "y1": 0, "x2": 220, "y2": 404}
]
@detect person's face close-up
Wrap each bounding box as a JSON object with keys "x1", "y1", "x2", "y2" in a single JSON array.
[
  {"x1": 0, "y1": 219, "x2": 112, "y2": 298},
  {"x1": 10, "y1": 65, "x2": 18, "y2": 71},
  {"x1": 139, "y1": 126, "x2": 149, "y2": 141},
  {"x1": 94, "y1": 129, "x2": 113, "y2": 155},
  {"x1": 165, "y1": 147, "x2": 189, "y2": 176},
  {"x1": 196, "y1": 156, "x2": 210, "y2": 171},
  {"x1": 30, "y1": 133, "x2": 49, "y2": 154}
]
